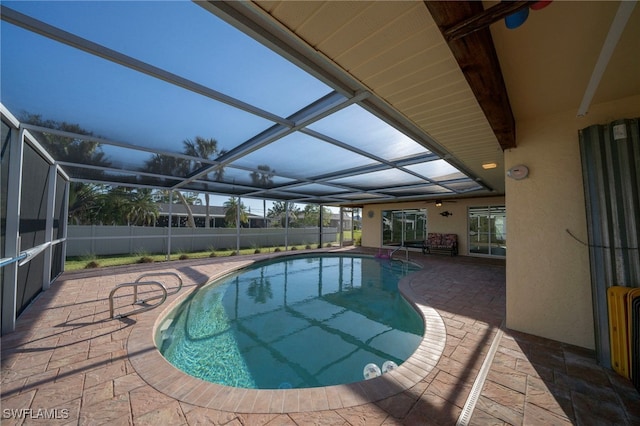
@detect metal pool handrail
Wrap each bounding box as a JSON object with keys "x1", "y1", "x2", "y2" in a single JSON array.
[
  {"x1": 109, "y1": 280, "x2": 167, "y2": 319},
  {"x1": 133, "y1": 271, "x2": 183, "y2": 303}
]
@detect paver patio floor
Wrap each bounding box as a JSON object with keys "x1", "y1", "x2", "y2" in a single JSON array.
[{"x1": 2, "y1": 248, "x2": 639, "y2": 425}]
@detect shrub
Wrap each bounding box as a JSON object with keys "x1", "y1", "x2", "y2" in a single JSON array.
[
  {"x1": 254, "y1": 249, "x2": 261, "y2": 254},
  {"x1": 85, "y1": 260, "x2": 100, "y2": 269},
  {"x1": 209, "y1": 252, "x2": 217, "y2": 257},
  {"x1": 274, "y1": 247, "x2": 281, "y2": 252},
  {"x1": 179, "y1": 254, "x2": 189, "y2": 260},
  {"x1": 291, "y1": 246, "x2": 298, "y2": 250},
  {"x1": 305, "y1": 244, "x2": 312, "y2": 249},
  {"x1": 137, "y1": 256, "x2": 154, "y2": 263}
]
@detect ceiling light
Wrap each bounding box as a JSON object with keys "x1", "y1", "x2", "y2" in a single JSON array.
[{"x1": 482, "y1": 162, "x2": 498, "y2": 169}]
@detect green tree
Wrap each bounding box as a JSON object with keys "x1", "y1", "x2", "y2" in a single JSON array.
[
  {"x1": 249, "y1": 165, "x2": 275, "y2": 227},
  {"x1": 144, "y1": 155, "x2": 201, "y2": 227},
  {"x1": 20, "y1": 114, "x2": 111, "y2": 225},
  {"x1": 183, "y1": 137, "x2": 225, "y2": 228},
  {"x1": 268, "y1": 201, "x2": 301, "y2": 227},
  {"x1": 224, "y1": 197, "x2": 248, "y2": 227},
  {"x1": 302, "y1": 204, "x2": 332, "y2": 227}
]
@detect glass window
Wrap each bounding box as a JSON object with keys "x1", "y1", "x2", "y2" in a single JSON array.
[{"x1": 468, "y1": 206, "x2": 506, "y2": 257}]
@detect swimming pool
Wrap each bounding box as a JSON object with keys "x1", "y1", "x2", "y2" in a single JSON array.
[{"x1": 156, "y1": 254, "x2": 423, "y2": 389}]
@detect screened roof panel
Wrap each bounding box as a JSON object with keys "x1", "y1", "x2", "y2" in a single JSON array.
[
  {"x1": 279, "y1": 183, "x2": 350, "y2": 196},
  {"x1": 403, "y1": 160, "x2": 466, "y2": 182},
  {"x1": 325, "y1": 168, "x2": 426, "y2": 190},
  {"x1": 381, "y1": 186, "x2": 453, "y2": 195},
  {"x1": 199, "y1": 166, "x2": 296, "y2": 188},
  {"x1": 4, "y1": 1, "x2": 332, "y2": 118},
  {"x1": 2, "y1": 24, "x2": 275, "y2": 157},
  {"x1": 307, "y1": 104, "x2": 429, "y2": 161},
  {"x1": 229, "y1": 132, "x2": 378, "y2": 179},
  {"x1": 1, "y1": 1, "x2": 491, "y2": 206},
  {"x1": 62, "y1": 165, "x2": 182, "y2": 189},
  {"x1": 443, "y1": 180, "x2": 484, "y2": 192}
]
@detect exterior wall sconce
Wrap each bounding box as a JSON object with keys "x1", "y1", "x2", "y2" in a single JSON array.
[
  {"x1": 435, "y1": 200, "x2": 443, "y2": 207},
  {"x1": 507, "y1": 164, "x2": 529, "y2": 180},
  {"x1": 440, "y1": 211, "x2": 453, "y2": 217}
]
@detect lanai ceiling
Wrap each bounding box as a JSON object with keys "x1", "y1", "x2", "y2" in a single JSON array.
[{"x1": 2, "y1": 1, "x2": 638, "y2": 206}]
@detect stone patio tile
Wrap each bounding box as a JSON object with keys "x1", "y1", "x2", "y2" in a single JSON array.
[
  {"x1": 78, "y1": 393, "x2": 131, "y2": 426},
  {"x1": 376, "y1": 391, "x2": 417, "y2": 420},
  {"x1": 481, "y1": 380, "x2": 525, "y2": 415},
  {"x1": 324, "y1": 385, "x2": 344, "y2": 410},
  {"x1": 571, "y1": 390, "x2": 630, "y2": 425},
  {"x1": 523, "y1": 400, "x2": 572, "y2": 425},
  {"x1": 133, "y1": 400, "x2": 186, "y2": 426},
  {"x1": 335, "y1": 402, "x2": 389, "y2": 425},
  {"x1": 486, "y1": 365, "x2": 527, "y2": 394},
  {"x1": 280, "y1": 389, "x2": 299, "y2": 413},
  {"x1": 31, "y1": 373, "x2": 84, "y2": 409},
  {"x1": 289, "y1": 410, "x2": 348, "y2": 425},
  {"x1": 525, "y1": 375, "x2": 573, "y2": 419},
  {"x1": 404, "y1": 390, "x2": 461, "y2": 425},
  {"x1": 82, "y1": 381, "x2": 114, "y2": 408},
  {"x1": 250, "y1": 389, "x2": 273, "y2": 413},
  {"x1": 338, "y1": 383, "x2": 370, "y2": 408},
  {"x1": 57, "y1": 353, "x2": 111, "y2": 378},
  {"x1": 218, "y1": 387, "x2": 248, "y2": 413},
  {"x1": 129, "y1": 385, "x2": 177, "y2": 419},
  {"x1": 0, "y1": 390, "x2": 36, "y2": 422},
  {"x1": 181, "y1": 403, "x2": 238, "y2": 425},
  {"x1": 48, "y1": 352, "x2": 90, "y2": 372},
  {"x1": 515, "y1": 358, "x2": 554, "y2": 382},
  {"x1": 468, "y1": 407, "x2": 508, "y2": 425},
  {"x1": 474, "y1": 395, "x2": 523, "y2": 425},
  {"x1": 268, "y1": 389, "x2": 286, "y2": 414},
  {"x1": 83, "y1": 360, "x2": 127, "y2": 389},
  {"x1": 428, "y1": 370, "x2": 472, "y2": 408}
]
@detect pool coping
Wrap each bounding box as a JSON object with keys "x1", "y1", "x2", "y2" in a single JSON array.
[{"x1": 126, "y1": 253, "x2": 446, "y2": 413}]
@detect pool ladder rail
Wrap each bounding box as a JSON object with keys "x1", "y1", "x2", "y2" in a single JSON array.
[
  {"x1": 109, "y1": 272, "x2": 183, "y2": 319},
  {"x1": 390, "y1": 246, "x2": 410, "y2": 261}
]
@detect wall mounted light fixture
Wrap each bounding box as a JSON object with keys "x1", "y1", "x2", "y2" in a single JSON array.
[
  {"x1": 507, "y1": 164, "x2": 529, "y2": 180},
  {"x1": 435, "y1": 199, "x2": 443, "y2": 207}
]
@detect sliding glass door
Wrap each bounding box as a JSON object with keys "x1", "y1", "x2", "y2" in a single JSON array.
[
  {"x1": 382, "y1": 209, "x2": 427, "y2": 246},
  {"x1": 468, "y1": 206, "x2": 506, "y2": 257}
]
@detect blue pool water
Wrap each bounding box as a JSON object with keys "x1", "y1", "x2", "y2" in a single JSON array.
[{"x1": 157, "y1": 254, "x2": 423, "y2": 389}]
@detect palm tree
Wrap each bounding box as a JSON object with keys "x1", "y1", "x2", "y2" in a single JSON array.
[
  {"x1": 268, "y1": 201, "x2": 301, "y2": 228},
  {"x1": 21, "y1": 114, "x2": 112, "y2": 224},
  {"x1": 126, "y1": 189, "x2": 159, "y2": 226},
  {"x1": 250, "y1": 164, "x2": 275, "y2": 228},
  {"x1": 224, "y1": 197, "x2": 248, "y2": 227},
  {"x1": 144, "y1": 154, "x2": 201, "y2": 227},
  {"x1": 183, "y1": 137, "x2": 225, "y2": 228}
]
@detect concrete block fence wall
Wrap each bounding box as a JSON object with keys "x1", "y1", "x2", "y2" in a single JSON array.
[{"x1": 66, "y1": 225, "x2": 339, "y2": 257}]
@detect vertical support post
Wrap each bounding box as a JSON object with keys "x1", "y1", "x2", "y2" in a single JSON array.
[
  {"x1": 42, "y1": 164, "x2": 57, "y2": 290},
  {"x1": 166, "y1": 191, "x2": 173, "y2": 261},
  {"x1": 236, "y1": 197, "x2": 241, "y2": 254},
  {"x1": 318, "y1": 204, "x2": 323, "y2": 248},
  {"x1": 284, "y1": 202, "x2": 289, "y2": 250},
  {"x1": 2, "y1": 128, "x2": 24, "y2": 335},
  {"x1": 60, "y1": 180, "x2": 70, "y2": 274},
  {"x1": 339, "y1": 207, "x2": 344, "y2": 247}
]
